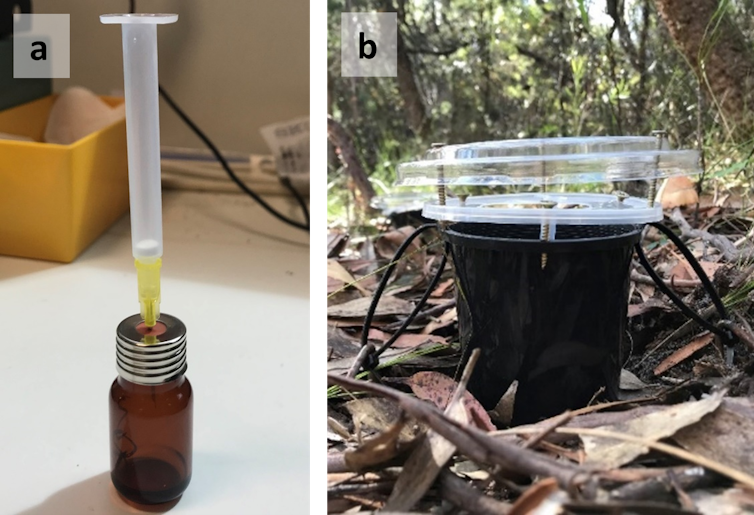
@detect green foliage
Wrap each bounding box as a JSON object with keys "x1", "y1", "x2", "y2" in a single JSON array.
[{"x1": 328, "y1": 0, "x2": 754, "y2": 223}]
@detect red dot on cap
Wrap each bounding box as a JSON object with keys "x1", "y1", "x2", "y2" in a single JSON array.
[{"x1": 136, "y1": 321, "x2": 167, "y2": 337}]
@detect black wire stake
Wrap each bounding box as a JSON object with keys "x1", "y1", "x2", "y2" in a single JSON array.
[{"x1": 346, "y1": 224, "x2": 443, "y2": 377}]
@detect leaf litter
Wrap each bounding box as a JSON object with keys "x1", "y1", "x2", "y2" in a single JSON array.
[{"x1": 326, "y1": 205, "x2": 754, "y2": 514}]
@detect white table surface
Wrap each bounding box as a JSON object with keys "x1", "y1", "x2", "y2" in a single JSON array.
[{"x1": 0, "y1": 191, "x2": 310, "y2": 514}]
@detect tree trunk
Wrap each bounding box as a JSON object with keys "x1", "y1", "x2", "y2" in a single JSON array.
[
  {"x1": 654, "y1": 0, "x2": 754, "y2": 137},
  {"x1": 396, "y1": 20, "x2": 430, "y2": 138},
  {"x1": 327, "y1": 70, "x2": 338, "y2": 168},
  {"x1": 385, "y1": 0, "x2": 429, "y2": 138},
  {"x1": 327, "y1": 116, "x2": 377, "y2": 206}
]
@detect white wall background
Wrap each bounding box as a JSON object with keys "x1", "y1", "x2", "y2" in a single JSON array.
[{"x1": 35, "y1": 0, "x2": 309, "y2": 154}]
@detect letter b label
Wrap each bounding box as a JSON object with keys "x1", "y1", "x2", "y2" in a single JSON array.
[
  {"x1": 341, "y1": 13, "x2": 397, "y2": 77},
  {"x1": 359, "y1": 32, "x2": 376, "y2": 59}
]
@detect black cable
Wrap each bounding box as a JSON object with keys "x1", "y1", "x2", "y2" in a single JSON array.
[
  {"x1": 129, "y1": 0, "x2": 309, "y2": 233},
  {"x1": 374, "y1": 247, "x2": 448, "y2": 360},
  {"x1": 635, "y1": 225, "x2": 734, "y2": 342},
  {"x1": 634, "y1": 243, "x2": 726, "y2": 338},
  {"x1": 358, "y1": 224, "x2": 439, "y2": 371},
  {"x1": 158, "y1": 86, "x2": 309, "y2": 232},
  {"x1": 650, "y1": 222, "x2": 728, "y2": 320},
  {"x1": 281, "y1": 176, "x2": 310, "y2": 229}
]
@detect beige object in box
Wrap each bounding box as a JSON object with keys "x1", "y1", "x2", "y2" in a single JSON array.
[{"x1": 0, "y1": 94, "x2": 129, "y2": 262}]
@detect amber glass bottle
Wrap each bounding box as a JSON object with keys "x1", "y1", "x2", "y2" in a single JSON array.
[{"x1": 109, "y1": 314, "x2": 193, "y2": 505}]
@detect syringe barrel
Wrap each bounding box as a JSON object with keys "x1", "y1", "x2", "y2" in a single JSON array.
[{"x1": 121, "y1": 22, "x2": 162, "y2": 260}]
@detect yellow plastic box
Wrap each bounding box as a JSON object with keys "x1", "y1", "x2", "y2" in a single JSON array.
[{"x1": 0, "y1": 95, "x2": 129, "y2": 263}]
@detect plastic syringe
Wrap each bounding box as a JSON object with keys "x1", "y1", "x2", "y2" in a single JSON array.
[{"x1": 101, "y1": 13, "x2": 178, "y2": 327}]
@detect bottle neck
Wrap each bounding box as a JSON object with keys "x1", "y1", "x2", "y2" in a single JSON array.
[{"x1": 117, "y1": 374, "x2": 186, "y2": 393}]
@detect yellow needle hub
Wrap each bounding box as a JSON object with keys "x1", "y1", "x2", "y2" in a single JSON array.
[{"x1": 135, "y1": 257, "x2": 161, "y2": 327}]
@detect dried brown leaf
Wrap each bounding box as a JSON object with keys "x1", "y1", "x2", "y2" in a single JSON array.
[
  {"x1": 635, "y1": 282, "x2": 656, "y2": 302},
  {"x1": 384, "y1": 393, "x2": 467, "y2": 511},
  {"x1": 669, "y1": 260, "x2": 693, "y2": 282},
  {"x1": 328, "y1": 319, "x2": 388, "y2": 329},
  {"x1": 509, "y1": 477, "x2": 567, "y2": 515},
  {"x1": 368, "y1": 328, "x2": 447, "y2": 348},
  {"x1": 582, "y1": 389, "x2": 725, "y2": 469},
  {"x1": 654, "y1": 332, "x2": 714, "y2": 376},
  {"x1": 490, "y1": 380, "x2": 518, "y2": 427},
  {"x1": 675, "y1": 397, "x2": 754, "y2": 477},
  {"x1": 421, "y1": 307, "x2": 457, "y2": 335},
  {"x1": 691, "y1": 487, "x2": 754, "y2": 515},
  {"x1": 679, "y1": 259, "x2": 724, "y2": 281},
  {"x1": 628, "y1": 298, "x2": 670, "y2": 318},
  {"x1": 406, "y1": 371, "x2": 496, "y2": 431},
  {"x1": 343, "y1": 415, "x2": 413, "y2": 472},
  {"x1": 328, "y1": 276, "x2": 345, "y2": 294},
  {"x1": 328, "y1": 295, "x2": 414, "y2": 319},
  {"x1": 327, "y1": 231, "x2": 349, "y2": 257},
  {"x1": 431, "y1": 278, "x2": 454, "y2": 298},
  {"x1": 619, "y1": 369, "x2": 648, "y2": 391},
  {"x1": 345, "y1": 397, "x2": 420, "y2": 441},
  {"x1": 374, "y1": 226, "x2": 424, "y2": 270},
  {"x1": 328, "y1": 259, "x2": 370, "y2": 296},
  {"x1": 328, "y1": 327, "x2": 360, "y2": 359}
]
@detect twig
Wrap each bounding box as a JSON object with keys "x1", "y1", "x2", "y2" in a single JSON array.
[
  {"x1": 631, "y1": 270, "x2": 701, "y2": 290},
  {"x1": 347, "y1": 343, "x2": 375, "y2": 378},
  {"x1": 384, "y1": 349, "x2": 480, "y2": 511},
  {"x1": 568, "y1": 395, "x2": 663, "y2": 417},
  {"x1": 666, "y1": 469, "x2": 697, "y2": 511},
  {"x1": 522, "y1": 411, "x2": 574, "y2": 450},
  {"x1": 450, "y1": 348, "x2": 479, "y2": 406},
  {"x1": 611, "y1": 466, "x2": 716, "y2": 501},
  {"x1": 638, "y1": 305, "x2": 717, "y2": 365},
  {"x1": 563, "y1": 499, "x2": 699, "y2": 514},
  {"x1": 670, "y1": 208, "x2": 752, "y2": 261},
  {"x1": 493, "y1": 403, "x2": 666, "y2": 446},
  {"x1": 439, "y1": 470, "x2": 511, "y2": 515},
  {"x1": 383, "y1": 299, "x2": 456, "y2": 331},
  {"x1": 730, "y1": 263, "x2": 754, "y2": 289},
  {"x1": 601, "y1": 466, "x2": 688, "y2": 483},
  {"x1": 328, "y1": 480, "x2": 395, "y2": 497},
  {"x1": 327, "y1": 373, "x2": 592, "y2": 491},
  {"x1": 328, "y1": 416, "x2": 352, "y2": 440},
  {"x1": 719, "y1": 319, "x2": 754, "y2": 352},
  {"x1": 587, "y1": 387, "x2": 606, "y2": 407},
  {"x1": 354, "y1": 513, "x2": 429, "y2": 515},
  {"x1": 329, "y1": 452, "x2": 349, "y2": 473},
  {"x1": 511, "y1": 426, "x2": 754, "y2": 490},
  {"x1": 342, "y1": 494, "x2": 383, "y2": 510},
  {"x1": 733, "y1": 226, "x2": 754, "y2": 248}
]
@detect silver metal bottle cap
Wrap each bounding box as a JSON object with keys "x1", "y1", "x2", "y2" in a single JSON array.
[{"x1": 116, "y1": 313, "x2": 187, "y2": 385}]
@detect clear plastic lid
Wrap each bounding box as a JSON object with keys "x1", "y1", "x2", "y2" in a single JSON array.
[
  {"x1": 396, "y1": 136, "x2": 701, "y2": 186},
  {"x1": 423, "y1": 192, "x2": 662, "y2": 225},
  {"x1": 370, "y1": 192, "x2": 436, "y2": 215}
]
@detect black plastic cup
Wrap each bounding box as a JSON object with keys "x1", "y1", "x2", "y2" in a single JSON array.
[{"x1": 444, "y1": 222, "x2": 642, "y2": 425}]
